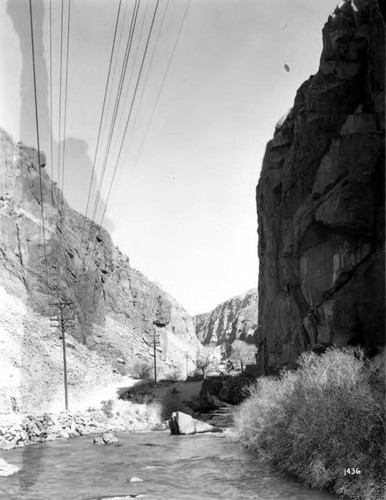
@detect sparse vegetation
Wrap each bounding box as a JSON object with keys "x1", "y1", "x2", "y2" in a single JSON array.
[
  {"x1": 231, "y1": 347, "x2": 385, "y2": 500},
  {"x1": 133, "y1": 361, "x2": 153, "y2": 380},
  {"x1": 196, "y1": 345, "x2": 219, "y2": 378},
  {"x1": 167, "y1": 366, "x2": 184, "y2": 382},
  {"x1": 229, "y1": 340, "x2": 256, "y2": 372},
  {"x1": 100, "y1": 399, "x2": 114, "y2": 419}
]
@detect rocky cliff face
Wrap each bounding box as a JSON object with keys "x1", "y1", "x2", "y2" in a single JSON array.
[
  {"x1": 256, "y1": 0, "x2": 385, "y2": 374},
  {"x1": 0, "y1": 128, "x2": 201, "y2": 386},
  {"x1": 194, "y1": 289, "x2": 257, "y2": 352}
]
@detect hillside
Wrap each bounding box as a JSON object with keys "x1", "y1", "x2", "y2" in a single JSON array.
[
  {"x1": 256, "y1": 0, "x2": 385, "y2": 374},
  {"x1": 194, "y1": 289, "x2": 257, "y2": 353},
  {"x1": 0, "y1": 128, "x2": 201, "y2": 412}
]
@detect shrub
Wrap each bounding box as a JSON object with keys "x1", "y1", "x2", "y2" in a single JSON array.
[
  {"x1": 196, "y1": 345, "x2": 220, "y2": 378},
  {"x1": 133, "y1": 361, "x2": 153, "y2": 380},
  {"x1": 167, "y1": 367, "x2": 184, "y2": 382},
  {"x1": 100, "y1": 399, "x2": 114, "y2": 419},
  {"x1": 229, "y1": 340, "x2": 257, "y2": 372},
  {"x1": 186, "y1": 371, "x2": 203, "y2": 382},
  {"x1": 231, "y1": 347, "x2": 386, "y2": 500}
]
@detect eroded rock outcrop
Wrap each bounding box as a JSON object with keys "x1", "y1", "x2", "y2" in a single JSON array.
[
  {"x1": 194, "y1": 289, "x2": 257, "y2": 351},
  {"x1": 256, "y1": 0, "x2": 385, "y2": 374}
]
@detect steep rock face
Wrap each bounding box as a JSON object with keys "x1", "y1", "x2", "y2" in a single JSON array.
[
  {"x1": 0, "y1": 129, "x2": 201, "y2": 381},
  {"x1": 194, "y1": 289, "x2": 257, "y2": 351},
  {"x1": 256, "y1": 0, "x2": 385, "y2": 374}
]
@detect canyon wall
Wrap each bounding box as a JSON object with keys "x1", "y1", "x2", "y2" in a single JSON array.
[
  {"x1": 194, "y1": 289, "x2": 257, "y2": 353},
  {"x1": 0, "y1": 128, "x2": 201, "y2": 392},
  {"x1": 256, "y1": 0, "x2": 385, "y2": 374}
]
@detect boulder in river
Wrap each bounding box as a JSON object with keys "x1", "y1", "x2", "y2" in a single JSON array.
[
  {"x1": 169, "y1": 411, "x2": 218, "y2": 435},
  {"x1": 130, "y1": 476, "x2": 143, "y2": 483},
  {"x1": 92, "y1": 436, "x2": 104, "y2": 445},
  {"x1": 93, "y1": 432, "x2": 119, "y2": 445},
  {"x1": 0, "y1": 458, "x2": 19, "y2": 476},
  {"x1": 102, "y1": 432, "x2": 119, "y2": 444}
]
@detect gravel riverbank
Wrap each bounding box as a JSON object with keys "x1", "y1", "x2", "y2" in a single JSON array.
[{"x1": 0, "y1": 403, "x2": 165, "y2": 451}]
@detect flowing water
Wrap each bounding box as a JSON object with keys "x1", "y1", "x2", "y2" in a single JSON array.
[{"x1": 1, "y1": 431, "x2": 338, "y2": 500}]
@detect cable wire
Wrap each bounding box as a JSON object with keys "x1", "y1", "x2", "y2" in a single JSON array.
[
  {"x1": 61, "y1": 0, "x2": 71, "y2": 195},
  {"x1": 80, "y1": 0, "x2": 122, "y2": 230},
  {"x1": 89, "y1": 0, "x2": 141, "y2": 224},
  {"x1": 114, "y1": 0, "x2": 150, "y2": 136},
  {"x1": 75, "y1": 0, "x2": 133, "y2": 298},
  {"x1": 81, "y1": 0, "x2": 160, "y2": 294},
  {"x1": 100, "y1": 0, "x2": 160, "y2": 227},
  {"x1": 49, "y1": 0, "x2": 54, "y2": 186},
  {"x1": 127, "y1": 0, "x2": 170, "y2": 137},
  {"x1": 57, "y1": 0, "x2": 65, "y2": 191},
  {"x1": 135, "y1": 0, "x2": 191, "y2": 163},
  {"x1": 29, "y1": 0, "x2": 49, "y2": 287}
]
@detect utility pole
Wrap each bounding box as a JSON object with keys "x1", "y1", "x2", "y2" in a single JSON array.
[
  {"x1": 152, "y1": 322, "x2": 161, "y2": 384},
  {"x1": 184, "y1": 352, "x2": 190, "y2": 379},
  {"x1": 50, "y1": 300, "x2": 74, "y2": 411},
  {"x1": 152, "y1": 293, "x2": 165, "y2": 385}
]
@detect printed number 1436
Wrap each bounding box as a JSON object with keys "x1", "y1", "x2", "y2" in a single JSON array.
[{"x1": 344, "y1": 468, "x2": 361, "y2": 475}]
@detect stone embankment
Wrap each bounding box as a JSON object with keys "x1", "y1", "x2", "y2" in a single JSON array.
[{"x1": 0, "y1": 408, "x2": 164, "y2": 451}]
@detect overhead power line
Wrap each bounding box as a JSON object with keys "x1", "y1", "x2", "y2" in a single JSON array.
[
  {"x1": 61, "y1": 0, "x2": 72, "y2": 195},
  {"x1": 80, "y1": 0, "x2": 123, "y2": 233},
  {"x1": 57, "y1": 0, "x2": 65, "y2": 191},
  {"x1": 74, "y1": 0, "x2": 190, "y2": 317},
  {"x1": 29, "y1": 0, "x2": 49, "y2": 287},
  {"x1": 54, "y1": 0, "x2": 72, "y2": 295},
  {"x1": 80, "y1": 0, "x2": 161, "y2": 303},
  {"x1": 100, "y1": 0, "x2": 161, "y2": 228},
  {"x1": 134, "y1": 0, "x2": 191, "y2": 163},
  {"x1": 113, "y1": 0, "x2": 151, "y2": 136},
  {"x1": 127, "y1": 0, "x2": 170, "y2": 136},
  {"x1": 49, "y1": 0, "x2": 54, "y2": 186},
  {"x1": 75, "y1": 0, "x2": 136, "y2": 298},
  {"x1": 89, "y1": 0, "x2": 141, "y2": 224}
]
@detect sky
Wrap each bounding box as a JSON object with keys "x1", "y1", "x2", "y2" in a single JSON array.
[{"x1": 0, "y1": 0, "x2": 340, "y2": 315}]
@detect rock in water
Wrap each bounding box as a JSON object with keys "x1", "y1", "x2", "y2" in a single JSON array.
[
  {"x1": 255, "y1": 0, "x2": 385, "y2": 374},
  {"x1": 57, "y1": 430, "x2": 70, "y2": 439},
  {"x1": 92, "y1": 436, "x2": 104, "y2": 446},
  {"x1": 130, "y1": 476, "x2": 143, "y2": 483},
  {"x1": 0, "y1": 458, "x2": 19, "y2": 476},
  {"x1": 102, "y1": 432, "x2": 119, "y2": 444},
  {"x1": 92, "y1": 432, "x2": 119, "y2": 445},
  {"x1": 169, "y1": 411, "x2": 217, "y2": 435}
]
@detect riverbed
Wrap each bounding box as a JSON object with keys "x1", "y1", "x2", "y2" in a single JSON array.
[{"x1": 1, "y1": 431, "x2": 338, "y2": 500}]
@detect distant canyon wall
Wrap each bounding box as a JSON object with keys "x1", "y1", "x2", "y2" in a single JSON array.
[
  {"x1": 194, "y1": 289, "x2": 257, "y2": 353},
  {"x1": 256, "y1": 0, "x2": 385, "y2": 374}
]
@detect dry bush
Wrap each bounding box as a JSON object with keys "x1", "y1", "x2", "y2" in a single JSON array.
[
  {"x1": 196, "y1": 345, "x2": 219, "y2": 377},
  {"x1": 167, "y1": 366, "x2": 185, "y2": 382},
  {"x1": 100, "y1": 399, "x2": 114, "y2": 419},
  {"x1": 230, "y1": 340, "x2": 256, "y2": 372},
  {"x1": 232, "y1": 347, "x2": 386, "y2": 500},
  {"x1": 133, "y1": 361, "x2": 153, "y2": 380}
]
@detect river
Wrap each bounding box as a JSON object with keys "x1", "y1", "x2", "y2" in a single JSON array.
[{"x1": 1, "y1": 431, "x2": 338, "y2": 500}]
